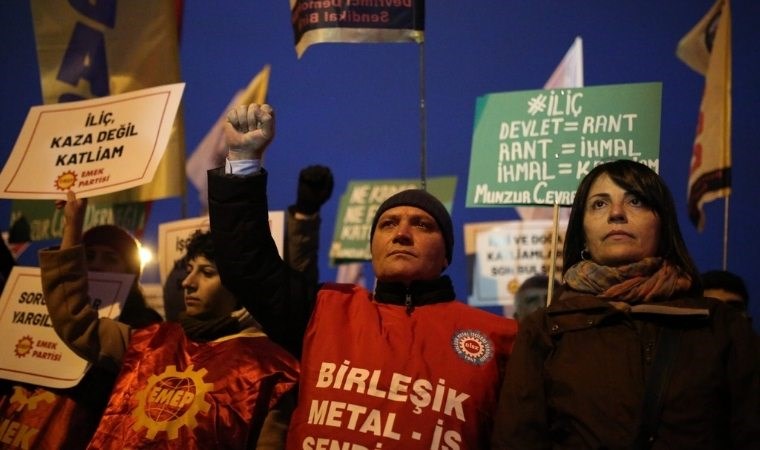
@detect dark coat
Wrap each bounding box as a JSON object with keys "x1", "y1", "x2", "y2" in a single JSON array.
[
  {"x1": 492, "y1": 290, "x2": 760, "y2": 449},
  {"x1": 208, "y1": 168, "x2": 321, "y2": 357}
]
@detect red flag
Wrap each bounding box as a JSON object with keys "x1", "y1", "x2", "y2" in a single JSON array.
[
  {"x1": 290, "y1": 0, "x2": 424, "y2": 58},
  {"x1": 677, "y1": 0, "x2": 732, "y2": 231}
]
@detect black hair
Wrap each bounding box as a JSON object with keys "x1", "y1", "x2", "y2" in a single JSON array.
[
  {"x1": 181, "y1": 230, "x2": 215, "y2": 266},
  {"x1": 562, "y1": 160, "x2": 701, "y2": 295},
  {"x1": 702, "y1": 270, "x2": 749, "y2": 305}
]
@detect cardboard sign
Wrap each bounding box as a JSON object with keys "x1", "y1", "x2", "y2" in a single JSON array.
[
  {"x1": 466, "y1": 82, "x2": 661, "y2": 207},
  {"x1": 0, "y1": 266, "x2": 133, "y2": 388},
  {"x1": 0, "y1": 83, "x2": 185, "y2": 199},
  {"x1": 464, "y1": 220, "x2": 566, "y2": 313},
  {"x1": 157, "y1": 212, "x2": 285, "y2": 286}
]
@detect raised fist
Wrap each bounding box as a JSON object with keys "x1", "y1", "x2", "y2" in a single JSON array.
[
  {"x1": 295, "y1": 165, "x2": 334, "y2": 215},
  {"x1": 223, "y1": 103, "x2": 275, "y2": 160}
]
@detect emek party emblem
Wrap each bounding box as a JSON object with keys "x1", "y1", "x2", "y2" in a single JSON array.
[
  {"x1": 132, "y1": 365, "x2": 213, "y2": 439},
  {"x1": 54, "y1": 170, "x2": 77, "y2": 191},
  {"x1": 451, "y1": 330, "x2": 494, "y2": 365},
  {"x1": 14, "y1": 335, "x2": 34, "y2": 358}
]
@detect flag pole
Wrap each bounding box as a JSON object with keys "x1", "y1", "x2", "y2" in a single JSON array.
[
  {"x1": 419, "y1": 40, "x2": 427, "y2": 190},
  {"x1": 722, "y1": 195, "x2": 729, "y2": 269},
  {"x1": 547, "y1": 202, "x2": 561, "y2": 305},
  {"x1": 181, "y1": 187, "x2": 188, "y2": 219}
]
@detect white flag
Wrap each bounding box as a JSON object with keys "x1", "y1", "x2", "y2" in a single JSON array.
[{"x1": 516, "y1": 36, "x2": 582, "y2": 221}]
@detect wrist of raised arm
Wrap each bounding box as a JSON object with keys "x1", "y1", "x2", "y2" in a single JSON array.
[{"x1": 227, "y1": 147, "x2": 263, "y2": 161}]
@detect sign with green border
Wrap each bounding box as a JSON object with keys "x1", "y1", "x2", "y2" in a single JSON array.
[{"x1": 466, "y1": 82, "x2": 662, "y2": 207}]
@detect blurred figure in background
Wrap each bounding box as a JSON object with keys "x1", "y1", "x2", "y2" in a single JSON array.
[
  {"x1": 511, "y1": 274, "x2": 558, "y2": 322},
  {"x1": 82, "y1": 224, "x2": 162, "y2": 326},
  {"x1": 702, "y1": 269, "x2": 749, "y2": 311}
]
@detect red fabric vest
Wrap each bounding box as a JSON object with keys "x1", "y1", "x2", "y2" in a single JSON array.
[
  {"x1": 87, "y1": 322, "x2": 298, "y2": 449},
  {"x1": 0, "y1": 385, "x2": 98, "y2": 450},
  {"x1": 287, "y1": 284, "x2": 518, "y2": 450}
]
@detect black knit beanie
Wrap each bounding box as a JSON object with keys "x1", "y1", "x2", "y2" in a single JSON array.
[{"x1": 370, "y1": 189, "x2": 454, "y2": 264}]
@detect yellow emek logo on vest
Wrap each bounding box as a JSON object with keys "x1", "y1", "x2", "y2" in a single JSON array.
[
  {"x1": 9, "y1": 387, "x2": 56, "y2": 411},
  {"x1": 132, "y1": 365, "x2": 213, "y2": 439}
]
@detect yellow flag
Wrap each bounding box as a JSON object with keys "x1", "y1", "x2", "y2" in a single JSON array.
[
  {"x1": 30, "y1": 0, "x2": 186, "y2": 203},
  {"x1": 185, "y1": 65, "x2": 271, "y2": 213},
  {"x1": 676, "y1": 0, "x2": 731, "y2": 231}
]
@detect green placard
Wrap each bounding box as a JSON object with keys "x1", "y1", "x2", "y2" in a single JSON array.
[
  {"x1": 9, "y1": 198, "x2": 152, "y2": 242},
  {"x1": 330, "y1": 176, "x2": 457, "y2": 263},
  {"x1": 466, "y1": 82, "x2": 662, "y2": 207}
]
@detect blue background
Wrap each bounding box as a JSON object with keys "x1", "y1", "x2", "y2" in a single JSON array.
[{"x1": 1, "y1": 1, "x2": 758, "y2": 328}]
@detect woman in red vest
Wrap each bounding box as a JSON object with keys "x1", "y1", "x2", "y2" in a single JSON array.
[{"x1": 38, "y1": 181, "x2": 328, "y2": 449}]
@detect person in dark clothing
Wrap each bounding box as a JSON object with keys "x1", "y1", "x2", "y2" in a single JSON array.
[
  {"x1": 491, "y1": 159, "x2": 759, "y2": 449},
  {"x1": 208, "y1": 103, "x2": 518, "y2": 449},
  {"x1": 510, "y1": 274, "x2": 559, "y2": 322},
  {"x1": 0, "y1": 234, "x2": 16, "y2": 284},
  {"x1": 702, "y1": 269, "x2": 749, "y2": 311}
]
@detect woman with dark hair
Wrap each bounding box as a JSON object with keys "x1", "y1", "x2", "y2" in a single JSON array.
[
  {"x1": 492, "y1": 160, "x2": 759, "y2": 449},
  {"x1": 35, "y1": 183, "x2": 329, "y2": 449},
  {"x1": 562, "y1": 159, "x2": 702, "y2": 296}
]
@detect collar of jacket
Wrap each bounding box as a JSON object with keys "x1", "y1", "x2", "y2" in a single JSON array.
[
  {"x1": 374, "y1": 275, "x2": 456, "y2": 312},
  {"x1": 545, "y1": 292, "x2": 711, "y2": 336},
  {"x1": 178, "y1": 312, "x2": 250, "y2": 342}
]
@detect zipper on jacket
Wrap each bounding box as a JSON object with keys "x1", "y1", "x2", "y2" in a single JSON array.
[{"x1": 405, "y1": 292, "x2": 413, "y2": 315}]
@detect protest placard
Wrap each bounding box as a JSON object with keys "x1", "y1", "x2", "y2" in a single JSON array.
[
  {"x1": 0, "y1": 83, "x2": 184, "y2": 199},
  {"x1": 0, "y1": 267, "x2": 133, "y2": 388},
  {"x1": 157, "y1": 212, "x2": 284, "y2": 286},
  {"x1": 467, "y1": 82, "x2": 661, "y2": 207}
]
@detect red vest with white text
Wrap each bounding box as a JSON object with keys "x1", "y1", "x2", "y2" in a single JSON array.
[
  {"x1": 87, "y1": 322, "x2": 298, "y2": 449},
  {"x1": 287, "y1": 283, "x2": 517, "y2": 450}
]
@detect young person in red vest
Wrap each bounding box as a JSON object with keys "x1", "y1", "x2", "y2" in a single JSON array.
[
  {"x1": 37, "y1": 174, "x2": 330, "y2": 449},
  {"x1": 207, "y1": 103, "x2": 519, "y2": 450}
]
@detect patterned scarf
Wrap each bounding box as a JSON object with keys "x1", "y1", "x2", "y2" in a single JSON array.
[{"x1": 564, "y1": 257, "x2": 692, "y2": 304}]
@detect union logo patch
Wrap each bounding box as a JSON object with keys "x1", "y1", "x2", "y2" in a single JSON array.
[
  {"x1": 133, "y1": 364, "x2": 214, "y2": 440},
  {"x1": 451, "y1": 330, "x2": 494, "y2": 365}
]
